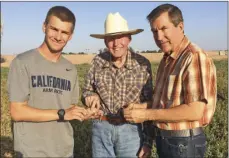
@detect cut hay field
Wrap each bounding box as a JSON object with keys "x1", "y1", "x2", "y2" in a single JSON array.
[
  {"x1": 1, "y1": 51, "x2": 227, "y2": 67},
  {"x1": 1, "y1": 58, "x2": 228, "y2": 157}
]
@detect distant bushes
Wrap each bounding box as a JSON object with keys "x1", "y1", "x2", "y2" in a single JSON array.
[
  {"x1": 62, "y1": 52, "x2": 87, "y2": 55},
  {"x1": 141, "y1": 49, "x2": 163, "y2": 53}
]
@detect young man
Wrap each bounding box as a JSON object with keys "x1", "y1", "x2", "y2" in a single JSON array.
[
  {"x1": 7, "y1": 6, "x2": 94, "y2": 157},
  {"x1": 82, "y1": 12, "x2": 153, "y2": 157},
  {"x1": 124, "y1": 4, "x2": 217, "y2": 158}
]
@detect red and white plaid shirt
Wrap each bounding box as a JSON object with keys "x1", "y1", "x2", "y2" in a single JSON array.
[{"x1": 152, "y1": 36, "x2": 217, "y2": 130}]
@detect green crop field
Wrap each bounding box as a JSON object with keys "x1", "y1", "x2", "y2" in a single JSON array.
[{"x1": 1, "y1": 60, "x2": 228, "y2": 158}]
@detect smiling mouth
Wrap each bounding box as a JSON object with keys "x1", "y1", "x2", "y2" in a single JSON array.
[
  {"x1": 51, "y1": 40, "x2": 62, "y2": 46},
  {"x1": 113, "y1": 49, "x2": 120, "y2": 51},
  {"x1": 160, "y1": 41, "x2": 169, "y2": 45}
]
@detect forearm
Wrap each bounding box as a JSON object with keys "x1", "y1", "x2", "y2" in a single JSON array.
[
  {"x1": 82, "y1": 65, "x2": 97, "y2": 105},
  {"x1": 10, "y1": 102, "x2": 60, "y2": 122},
  {"x1": 147, "y1": 101, "x2": 205, "y2": 122},
  {"x1": 142, "y1": 62, "x2": 153, "y2": 109}
]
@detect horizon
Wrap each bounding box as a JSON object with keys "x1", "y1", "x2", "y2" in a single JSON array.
[{"x1": 1, "y1": 1, "x2": 228, "y2": 55}]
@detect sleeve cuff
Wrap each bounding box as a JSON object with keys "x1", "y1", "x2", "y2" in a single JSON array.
[
  {"x1": 81, "y1": 91, "x2": 99, "y2": 106},
  {"x1": 83, "y1": 91, "x2": 98, "y2": 98}
]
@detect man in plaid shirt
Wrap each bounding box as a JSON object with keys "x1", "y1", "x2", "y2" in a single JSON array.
[
  {"x1": 82, "y1": 12, "x2": 153, "y2": 157},
  {"x1": 124, "y1": 4, "x2": 217, "y2": 158}
]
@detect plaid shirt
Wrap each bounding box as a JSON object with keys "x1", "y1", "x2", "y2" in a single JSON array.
[
  {"x1": 152, "y1": 36, "x2": 217, "y2": 130},
  {"x1": 82, "y1": 50, "x2": 153, "y2": 147},
  {"x1": 82, "y1": 50, "x2": 152, "y2": 114}
]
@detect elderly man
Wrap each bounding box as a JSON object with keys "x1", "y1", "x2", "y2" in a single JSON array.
[
  {"x1": 124, "y1": 3, "x2": 217, "y2": 158},
  {"x1": 82, "y1": 12, "x2": 153, "y2": 157}
]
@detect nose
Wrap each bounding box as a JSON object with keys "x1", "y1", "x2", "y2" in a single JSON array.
[
  {"x1": 55, "y1": 31, "x2": 62, "y2": 41},
  {"x1": 155, "y1": 30, "x2": 163, "y2": 41},
  {"x1": 113, "y1": 38, "x2": 119, "y2": 46}
]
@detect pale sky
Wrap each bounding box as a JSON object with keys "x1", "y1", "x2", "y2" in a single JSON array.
[{"x1": 1, "y1": 1, "x2": 228, "y2": 55}]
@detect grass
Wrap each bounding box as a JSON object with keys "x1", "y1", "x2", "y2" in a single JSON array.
[{"x1": 1, "y1": 60, "x2": 228, "y2": 158}]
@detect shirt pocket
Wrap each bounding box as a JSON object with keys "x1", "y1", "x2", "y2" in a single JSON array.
[
  {"x1": 94, "y1": 71, "x2": 110, "y2": 101},
  {"x1": 126, "y1": 68, "x2": 148, "y2": 86},
  {"x1": 125, "y1": 70, "x2": 147, "y2": 103}
]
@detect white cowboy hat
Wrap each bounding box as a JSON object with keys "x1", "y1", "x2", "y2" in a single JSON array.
[{"x1": 90, "y1": 12, "x2": 143, "y2": 39}]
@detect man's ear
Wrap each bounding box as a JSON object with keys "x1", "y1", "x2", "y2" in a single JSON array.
[
  {"x1": 178, "y1": 22, "x2": 184, "y2": 33},
  {"x1": 104, "y1": 39, "x2": 108, "y2": 48},
  {"x1": 68, "y1": 34, "x2": 73, "y2": 41},
  {"x1": 128, "y1": 35, "x2": 132, "y2": 45},
  {"x1": 129, "y1": 35, "x2": 132, "y2": 42},
  {"x1": 42, "y1": 23, "x2": 46, "y2": 33}
]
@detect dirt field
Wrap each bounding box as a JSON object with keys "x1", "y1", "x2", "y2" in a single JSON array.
[{"x1": 1, "y1": 51, "x2": 227, "y2": 67}]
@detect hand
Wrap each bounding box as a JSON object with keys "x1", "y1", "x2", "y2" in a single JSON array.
[
  {"x1": 124, "y1": 109, "x2": 149, "y2": 123},
  {"x1": 84, "y1": 108, "x2": 104, "y2": 120},
  {"x1": 64, "y1": 106, "x2": 87, "y2": 121},
  {"x1": 138, "y1": 145, "x2": 151, "y2": 158},
  {"x1": 85, "y1": 95, "x2": 101, "y2": 109}
]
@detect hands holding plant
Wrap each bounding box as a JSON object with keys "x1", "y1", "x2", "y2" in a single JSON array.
[
  {"x1": 123, "y1": 102, "x2": 151, "y2": 123},
  {"x1": 83, "y1": 95, "x2": 104, "y2": 120}
]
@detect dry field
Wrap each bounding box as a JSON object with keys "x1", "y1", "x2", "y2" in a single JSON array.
[
  {"x1": 1, "y1": 56, "x2": 228, "y2": 157},
  {"x1": 1, "y1": 51, "x2": 227, "y2": 67}
]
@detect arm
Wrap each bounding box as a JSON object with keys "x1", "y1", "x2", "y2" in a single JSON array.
[
  {"x1": 139, "y1": 61, "x2": 154, "y2": 157},
  {"x1": 8, "y1": 58, "x2": 86, "y2": 122},
  {"x1": 81, "y1": 58, "x2": 100, "y2": 108},
  {"x1": 124, "y1": 101, "x2": 206, "y2": 123},
  {"x1": 10, "y1": 102, "x2": 58, "y2": 122},
  {"x1": 10, "y1": 102, "x2": 87, "y2": 122},
  {"x1": 147, "y1": 101, "x2": 206, "y2": 122},
  {"x1": 140, "y1": 61, "x2": 153, "y2": 108}
]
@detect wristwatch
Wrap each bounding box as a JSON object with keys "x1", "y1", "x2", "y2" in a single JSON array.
[{"x1": 57, "y1": 109, "x2": 65, "y2": 121}]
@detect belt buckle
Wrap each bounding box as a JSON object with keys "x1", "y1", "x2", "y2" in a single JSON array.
[{"x1": 107, "y1": 114, "x2": 120, "y2": 125}]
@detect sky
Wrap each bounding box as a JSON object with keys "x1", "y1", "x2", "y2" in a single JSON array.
[{"x1": 1, "y1": 1, "x2": 228, "y2": 55}]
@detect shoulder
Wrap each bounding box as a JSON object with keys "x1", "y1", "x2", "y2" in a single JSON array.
[
  {"x1": 131, "y1": 51, "x2": 151, "y2": 67},
  {"x1": 183, "y1": 42, "x2": 210, "y2": 63},
  {"x1": 15, "y1": 49, "x2": 37, "y2": 60},
  {"x1": 92, "y1": 51, "x2": 110, "y2": 67},
  {"x1": 11, "y1": 49, "x2": 37, "y2": 66}
]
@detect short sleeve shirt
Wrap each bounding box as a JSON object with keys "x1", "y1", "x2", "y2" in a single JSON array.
[
  {"x1": 7, "y1": 49, "x2": 79, "y2": 157},
  {"x1": 152, "y1": 36, "x2": 217, "y2": 130}
]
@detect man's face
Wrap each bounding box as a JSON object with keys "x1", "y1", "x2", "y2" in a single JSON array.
[
  {"x1": 150, "y1": 12, "x2": 184, "y2": 54},
  {"x1": 43, "y1": 16, "x2": 73, "y2": 53},
  {"x1": 105, "y1": 34, "x2": 131, "y2": 59}
]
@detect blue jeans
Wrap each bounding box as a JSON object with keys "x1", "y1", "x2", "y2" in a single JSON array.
[
  {"x1": 92, "y1": 120, "x2": 143, "y2": 158},
  {"x1": 156, "y1": 132, "x2": 207, "y2": 158}
]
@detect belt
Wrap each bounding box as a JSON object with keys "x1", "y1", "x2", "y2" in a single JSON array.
[
  {"x1": 155, "y1": 127, "x2": 203, "y2": 137},
  {"x1": 98, "y1": 115, "x2": 127, "y2": 125}
]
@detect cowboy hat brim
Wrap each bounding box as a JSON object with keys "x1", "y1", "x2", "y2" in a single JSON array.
[{"x1": 90, "y1": 29, "x2": 144, "y2": 39}]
